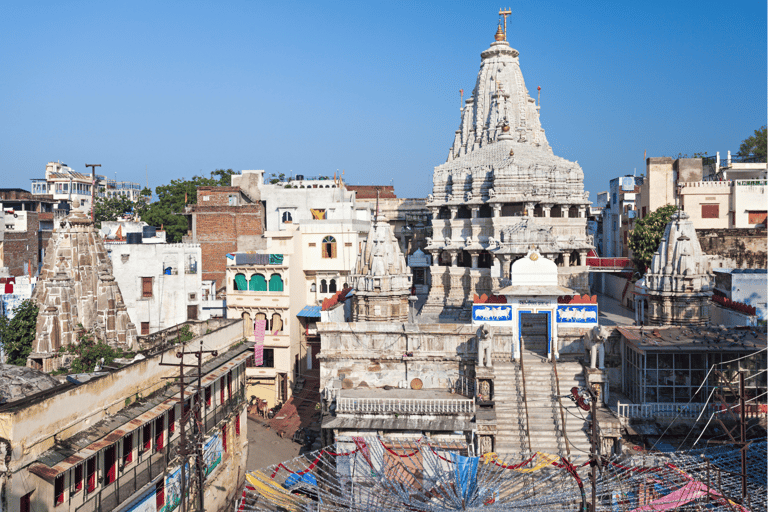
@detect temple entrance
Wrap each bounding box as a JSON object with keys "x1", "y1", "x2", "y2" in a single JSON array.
[{"x1": 520, "y1": 312, "x2": 549, "y2": 356}]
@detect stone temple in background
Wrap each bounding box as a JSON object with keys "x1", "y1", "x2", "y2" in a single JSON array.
[
  {"x1": 30, "y1": 211, "x2": 137, "y2": 371},
  {"x1": 423, "y1": 24, "x2": 593, "y2": 320}
]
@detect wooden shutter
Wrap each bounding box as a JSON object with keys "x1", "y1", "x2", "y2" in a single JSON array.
[
  {"x1": 748, "y1": 211, "x2": 767, "y2": 224},
  {"x1": 142, "y1": 277, "x2": 153, "y2": 297},
  {"x1": 187, "y1": 305, "x2": 198, "y2": 320},
  {"x1": 701, "y1": 204, "x2": 719, "y2": 219}
]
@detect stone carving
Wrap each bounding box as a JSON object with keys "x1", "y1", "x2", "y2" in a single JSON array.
[
  {"x1": 466, "y1": 191, "x2": 473, "y2": 202},
  {"x1": 488, "y1": 188, "x2": 496, "y2": 197},
  {"x1": 465, "y1": 237, "x2": 474, "y2": 247},
  {"x1": 447, "y1": 193, "x2": 454, "y2": 202},
  {"x1": 478, "y1": 379, "x2": 491, "y2": 399},
  {"x1": 479, "y1": 435, "x2": 493, "y2": 455},
  {"x1": 477, "y1": 323, "x2": 493, "y2": 367},
  {"x1": 584, "y1": 326, "x2": 611, "y2": 370},
  {"x1": 426, "y1": 193, "x2": 434, "y2": 203}
]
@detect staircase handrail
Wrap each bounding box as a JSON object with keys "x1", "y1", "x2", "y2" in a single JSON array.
[
  {"x1": 551, "y1": 353, "x2": 571, "y2": 459},
  {"x1": 519, "y1": 338, "x2": 534, "y2": 458}
]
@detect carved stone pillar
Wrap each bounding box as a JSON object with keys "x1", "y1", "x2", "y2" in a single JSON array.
[
  {"x1": 562, "y1": 252, "x2": 570, "y2": 267},
  {"x1": 470, "y1": 252, "x2": 479, "y2": 269},
  {"x1": 541, "y1": 203, "x2": 553, "y2": 217},
  {"x1": 525, "y1": 202, "x2": 536, "y2": 217},
  {"x1": 495, "y1": 254, "x2": 509, "y2": 279},
  {"x1": 450, "y1": 251, "x2": 458, "y2": 267},
  {"x1": 450, "y1": 207, "x2": 458, "y2": 219},
  {"x1": 493, "y1": 204, "x2": 501, "y2": 217},
  {"x1": 471, "y1": 207, "x2": 478, "y2": 218},
  {"x1": 579, "y1": 250, "x2": 588, "y2": 266},
  {"x1": 579, "y1": 206, "x2": 586, "y2": 218}
]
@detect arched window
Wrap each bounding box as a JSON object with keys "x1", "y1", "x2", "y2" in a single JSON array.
[
  {"x1": 322, "y1": 236, "x2": 336, "y2": 258},
  {"x1": 249, "y1": 274, "x2": 267, "y2": 291},
  {"x1": 310, "y1": 282, "x2": 317, "y2": 292},
  {"x1": 271, "y1": 313, "x2": 283, "y2": 333},
  {"x1": 254, "y1": 312, "x2": 268, "y2": 332},
  {"x1": 320, "y1": 279, "x2": 328, "y2": 293},
  {"x1": 234, "y1": 273, "x2": 247, "y2": 291},
  {"x1": 242, "y1": 312, "x2": 253, "y2": 337},
  {"x1": 268, "y1": 274, "x2": 284, "y2": 292},
  {"x1": 282, "y1": 211, "x2": 292, "y2": 223},
  {"x1": 329, "y1": 279, "x2": 337, "y2": 293}
]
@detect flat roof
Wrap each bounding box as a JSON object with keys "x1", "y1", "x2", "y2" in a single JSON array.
[{"x1": 617, "y1": 326, "x2": 766, "y2": 353}]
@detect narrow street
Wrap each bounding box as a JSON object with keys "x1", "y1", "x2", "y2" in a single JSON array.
[{"x1": 246, "y1": 414, "x2": 301, "y2": 471}]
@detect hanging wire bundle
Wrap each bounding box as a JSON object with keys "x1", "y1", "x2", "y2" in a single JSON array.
[{"x1": 235, "y1": 437, "x2": 766, "y2": 512}]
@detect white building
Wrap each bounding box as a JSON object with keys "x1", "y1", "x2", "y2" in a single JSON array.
[
  {"x1": 107, "y1": 241, "x2": 212, "y2": 334},
  {"x1": 603, "y1": 175, "x2": 641, "y2": 257},
  {"x1": 30, "y1": 162, "x2": 142, "y2": 214}
]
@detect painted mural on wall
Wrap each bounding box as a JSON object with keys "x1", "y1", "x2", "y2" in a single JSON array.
[
  {"x1": 125, "y1": 487, "x2": 162, "y2": 512},
  {"x1": 204, "y1": 434, "x2": 223, "y2": 477},
  {"x1": 556, "y1": 305, "x2": 598, "y2": 324},
  {"x1": 165, "y1": 462, "x2": 189, "y2": 512},
  {"x1": 472, "y1": 305, "x2": 513, "y2": 322}
]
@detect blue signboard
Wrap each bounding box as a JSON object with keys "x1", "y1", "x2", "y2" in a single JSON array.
[
  {"x1": 556, "y1": 305, "x2": 598, "y2": 324},
  {"x1": 472, "y1": 305, "x2": 513, "y2": 322}
]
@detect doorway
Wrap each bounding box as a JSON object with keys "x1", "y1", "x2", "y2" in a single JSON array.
[{"x1": 519, "y1": 312, "x2": 549, "y2": 356}]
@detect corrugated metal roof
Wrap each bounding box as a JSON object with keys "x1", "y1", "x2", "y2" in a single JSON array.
[{"x1": 297, "y1": 305, "x2": 321, "y2": 318}]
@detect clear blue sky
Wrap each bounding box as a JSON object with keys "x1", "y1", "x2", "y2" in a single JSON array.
[{"x1": 1, "y1": 1, "x2": 765, "y2": 200}]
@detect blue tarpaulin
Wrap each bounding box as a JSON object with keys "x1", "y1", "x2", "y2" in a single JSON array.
[
  {"x1": 452, "y1": 453, "x2": 478, "y2": 504},
  {"x1": 296, "y1": 306, "x2": 322, "y2": 318}
]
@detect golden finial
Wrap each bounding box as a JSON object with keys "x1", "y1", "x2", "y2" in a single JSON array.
[
  {"x1": 494, "y1": 22, "x2": 505, "y2": 42},
  {"x1": 499, "y1": 8, "x2": 511, "y2": 40}
]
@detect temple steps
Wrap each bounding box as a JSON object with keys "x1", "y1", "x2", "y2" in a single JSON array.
[{"x1": 492, "y1": 354, "x2": 592, "y2": 462}]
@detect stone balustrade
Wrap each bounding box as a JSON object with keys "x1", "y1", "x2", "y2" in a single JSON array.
[{"x1": 337, "y1": 396, "x2": 475, "y2": 415}]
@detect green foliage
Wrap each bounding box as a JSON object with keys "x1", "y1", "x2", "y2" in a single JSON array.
[
  {"x1": 176, "y1": 325, "x2": 195, "y2": 344},
  {"x1": 269, "y1": 172, "x2": 285, "y2": 184},
  {"x1": 0, "y1": 300, "x2": 39, "y2": 366},
  {"x1": 628, "y1": 204, "x2": 679, "y2": 273},
  {"x1": 140, "y1": 187, "x2": 152, "y2": 197},
  {"x1": 739, "y1": 125, "x2": 767, "y2": 162},
  {"x1": 675, "y1": 152, "x2": 708, "y2": 159},
  {"x1": 137, "y1": 169, "x2": 238, "y2": 243},
  {"x1": 62, "y1": 330, "x2": 125, "y2": 373},
  {"x1": 92, "y1": 195, "x2": 139, "y2": 229}
]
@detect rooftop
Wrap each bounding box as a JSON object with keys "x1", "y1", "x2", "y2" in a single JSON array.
[{"x1": 617, "y1": 326, "x2": 766, "y2": 353}]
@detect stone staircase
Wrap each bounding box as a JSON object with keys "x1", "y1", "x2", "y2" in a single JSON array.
[{"x1": 493, "y1": 353, "x2": 593, "y2": 462}]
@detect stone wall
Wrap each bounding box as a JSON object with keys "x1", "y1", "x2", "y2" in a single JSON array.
[{"x1": 698, "y1": 228, "x2": 767, "y2": 269}]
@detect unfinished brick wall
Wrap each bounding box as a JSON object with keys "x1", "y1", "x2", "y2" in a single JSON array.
[
  {"x1": 188, "y1": 193, "x2": 264, "y2": 290},
  {"x1": 2, "y1": 212, "x2": 39, "y2": 277}
]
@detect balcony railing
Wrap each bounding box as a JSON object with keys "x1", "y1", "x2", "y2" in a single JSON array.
[
  {"x1": 615, "y1": 400, "x2": 767, "y2": 424},
  {"x1": 586, "y1": 257, "x2": 632, "y2": 270},
  {"x1": 337, "y1": 396, "x2": 474, "y2": 415}
]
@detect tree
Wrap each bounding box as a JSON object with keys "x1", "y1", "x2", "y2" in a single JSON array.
[
  {"x1": 739, "y1": 125, "x2": 767, "y2": 162},
  {"x1": 0, "y1": 300, "x2": 39, "y2": 366},
  {"x1": 60, "y1": 329, "x2": 126, "y2": 373},
  {"x1": 137, "y1": 169, "x2": 238, "y2": 243},
  {"x1": 92, "y1": 195, "x2": 139, "y2": 228},
  {"x1": 628, "y1": 204, "x2": 679, "y2": 273}
]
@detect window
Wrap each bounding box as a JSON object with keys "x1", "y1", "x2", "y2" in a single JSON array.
[
  {"x1": 310, "y1": 208, "x2": 326, "y2": 220},
  {"x1": 329, "y1": 279, "x2": 337, "y2": 293},
  {"x1": 220, "y1": 379, "x2": 225, "y2": 403},
  {"x1": 642, "y1": 206, "x2": 647, "y2": 218},
  {"x1": 73, "y1": 464, "x2": 83, "y2": 494},
  {"x1": 249, "y1": 274, "x2": 267, "y2": 291},
  {"x1": 235, "y1": 414, "x2": 241, "y2": 436},
  {"x1": 228, "y1": 195, "x2": 237, "y2": 206},
  {"x1": 104, "y1": 444, "x2": 116, "y2": 485},
  {"x1": 155, "y1": 480, "x2": 165, "y2": 510},
  {"x1": 234, "y1": 273, "x2": 247, "y2": 291},
  {"x1": 80, "y1": 199, "x2": 86, "y2": 207},
  {"x1": 55, "y1": 474, "x2": 65, "y2": 506},
  {"x1": 701, "y1": 204, "x2": 719, "y2": 219},
  {"x1": 141, "y1": 322, "x2": 149, "y2": 335},
  {"x1": 86, "y1": 457, "x2": 97, "y2": 493},
  {"x1": 320, "y1": 279, "x2": 328, "y2": 293},
  {"x1": 155, "y1": 416, "x2": 165, "y2": 451},
  {"x1": 222, "y1": 425, "x2": 228, "y2": 452},
  {"x1": 227, "y1": 371, "x2": 232, "y2": 400},
  {"x1": 270, "y1": 313, "x2": 283, "y2": 333},
  {"x1": 263, "y1": 348, "x2": 275, "y2": 368},
  {"x1": 282, "y1": 211, "x2": 292, "y2": 223},
  {"x1": 268, "y1": 274, "x2": 283, "y2": 292},
  {"x1": 142, "y1": 423, "x2": 152, "y2": 452},
  {"x1": 748, "y1": 211, "x2": 767, "y2": 225},
  {"x1": 122, "y1": 433, "x2": 133, "y2": 465},
  {"x1": 141, "y1": 277, "x2": 153, "y2": 298},
  {"x1": 168, "y1": 407, "x2": 176, "y2": 434},
  {"x1": 321, "y1": 236, "x2": 337, "y2": 258},
  {"x1": 187, "y1": 305, "x2": 198, "y2": 320},
  {"x1": 310, "y1": 282, "x2": 316, "y2": 292}
]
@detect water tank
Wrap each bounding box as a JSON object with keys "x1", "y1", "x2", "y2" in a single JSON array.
[
  {"x1": 295, "y1": 174, "x2": 304, "y2": 181},
  {"x1": 142, "y1": 226, "x2": 157, "y2": 239},
  {"x1": 126, "y1": 232, "x2": 143, "y2": 244}
]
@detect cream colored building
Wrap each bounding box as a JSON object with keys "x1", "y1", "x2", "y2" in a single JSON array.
[{"x1": 227, "y1": 218, "x2": 370, "y2": 407}]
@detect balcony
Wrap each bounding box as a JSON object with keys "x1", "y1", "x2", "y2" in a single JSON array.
[{"x1": 337, "y1": 392, "x2": 475, "y2": 416}]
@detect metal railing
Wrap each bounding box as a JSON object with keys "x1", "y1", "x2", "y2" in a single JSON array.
[
  {"x1": 585, "y1": 257, "x2": 632, "y2": 269},
  {"x1": 337, "y1": 396, "x2": 474, "y2": 415},
  {"x1": 615, "y1": 401, "x2": 718, "y2": 421}
]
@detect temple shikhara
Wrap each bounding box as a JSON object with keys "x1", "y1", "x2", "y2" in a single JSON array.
[{"x1": 423, "y1": 20, "x2": 593, "y2": 320}]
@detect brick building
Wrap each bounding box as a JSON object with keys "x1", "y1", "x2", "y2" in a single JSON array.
[
  {"x1": 184, "y1": 187, "x2": 265, "y2": 293},
  {"x1": 0, "y1": 189, "x2": 59, "y2": 274}
]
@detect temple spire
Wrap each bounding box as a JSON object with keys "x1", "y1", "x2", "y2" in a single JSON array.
[{"x1": 499, "y1": 8, "x2": 511, "y2": 40}]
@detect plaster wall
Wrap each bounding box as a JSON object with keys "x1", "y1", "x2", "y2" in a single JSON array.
[
  {"x1": 639, "y1": 158, "x2": 676, "y2": 216},
  {"x1": 710, "y1": 303, "x2": 757, "y2": 327},
  {"x1": 0, "y1": 319, "x2": 243, "y2": 472},
  {"x1": 109, "y1": 243, "x2": 205, "y2": 332},
  {"x1": 679, "y1": 182, "x2": 730, "y2": 229},
  {"x1": 732, "y1": 182, "x2": 767, "y2": 228}
]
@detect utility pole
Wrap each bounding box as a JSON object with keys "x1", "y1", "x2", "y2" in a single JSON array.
[
  {"x1": 85, "y1": 164, "x2": 101, "y2": 221},
  {"x1": 160, "y1": 341, "x2": 217, "y2": 512}
]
